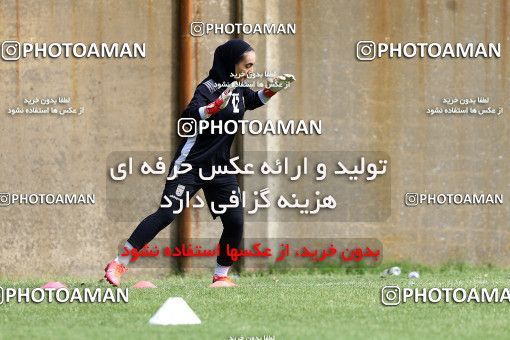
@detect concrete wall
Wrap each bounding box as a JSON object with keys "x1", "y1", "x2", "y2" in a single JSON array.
[{"x1": 0, "y1": 0, "x2": 508, "y2": 278}]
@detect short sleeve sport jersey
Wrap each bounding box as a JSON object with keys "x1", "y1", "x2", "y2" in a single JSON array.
[{"x1": 171, "y1": 79, "x2": 266, "y2": 172}]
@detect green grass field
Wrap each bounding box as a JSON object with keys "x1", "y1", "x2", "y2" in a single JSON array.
[{"x1": 2, "y1": 265, "x2": 510, "y2": 339}]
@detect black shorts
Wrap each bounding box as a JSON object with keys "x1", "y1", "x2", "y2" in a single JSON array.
[{"x1": 160, "y1": 168, "x2": 242, "y2": 219}]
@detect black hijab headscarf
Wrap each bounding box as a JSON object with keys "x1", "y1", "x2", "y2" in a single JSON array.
[{"x1": 206, "y1": 39, "x2": 253, "y2": 85}]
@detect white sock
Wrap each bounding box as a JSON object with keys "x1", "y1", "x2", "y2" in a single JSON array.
[
  {"x1": 214, "y1": 264, "x2": 230, "y2": 277},
  {"x1": 114, "y1": 241, "x2": 134, "y2": 266}
]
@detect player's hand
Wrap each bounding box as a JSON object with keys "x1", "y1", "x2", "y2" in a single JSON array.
[
  {"x1": 263, "y1": 74, "x2": 295, "y2": 98},
  {"x1": 205, "y1": 81, "x2": 237, "y2": 116}
]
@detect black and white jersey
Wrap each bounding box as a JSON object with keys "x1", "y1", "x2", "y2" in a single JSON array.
[{"x1": 171, "y1": 79, "x2": 266, "y2": 172}]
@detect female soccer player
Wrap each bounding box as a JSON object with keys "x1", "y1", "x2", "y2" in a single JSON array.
[{"x1": 104, "y1": 39, "x2": 295, "y2": 287}]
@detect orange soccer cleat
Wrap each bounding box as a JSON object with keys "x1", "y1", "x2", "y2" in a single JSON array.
[
  {"x1": 104, "y1": 260, "x2": 128, "y2": 287},
  {"x1": 209, "y1": 274, "x2": 237, "y2": 287}
]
